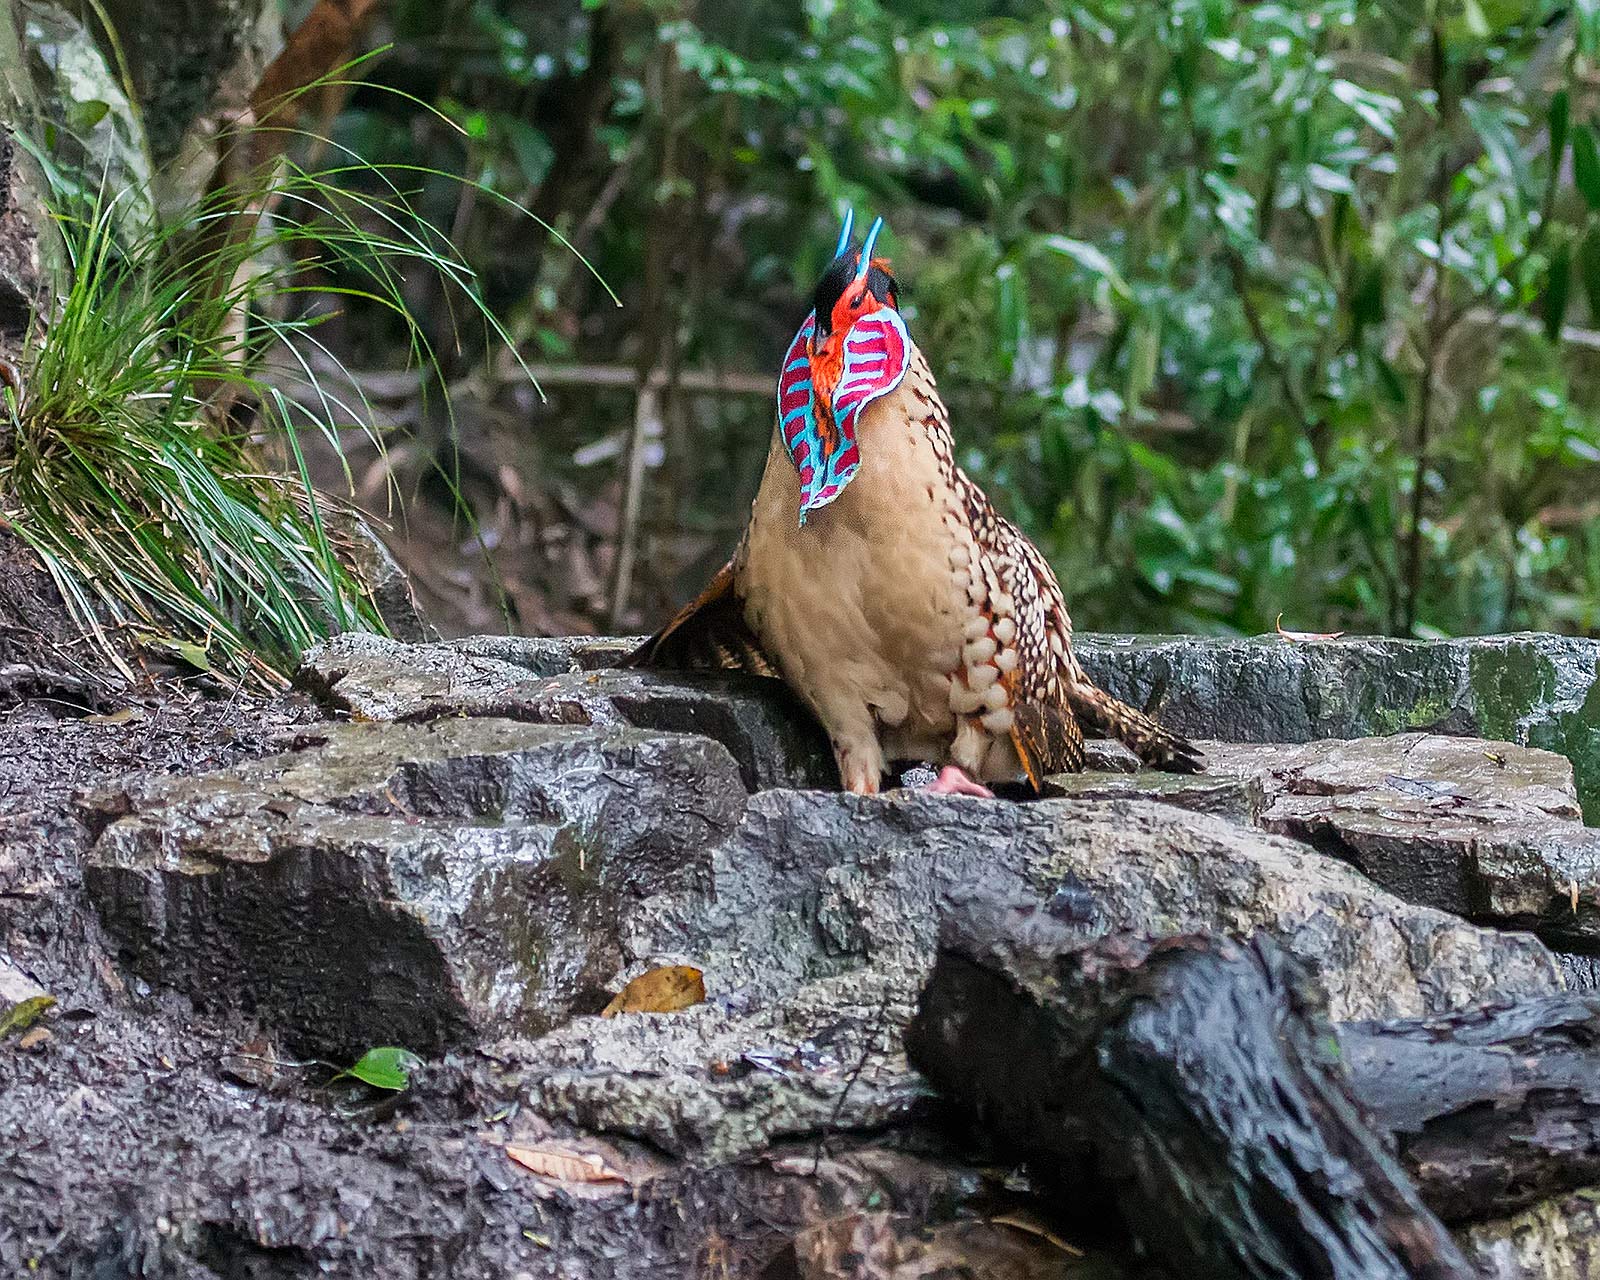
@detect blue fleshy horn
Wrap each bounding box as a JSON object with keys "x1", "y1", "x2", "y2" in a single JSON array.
[
  {"x1": 855, "y1": 216, "x2": 884, "y2": 281},
  {"x1": 834, "y1": 206, "x2": 855, "y2": 259}
]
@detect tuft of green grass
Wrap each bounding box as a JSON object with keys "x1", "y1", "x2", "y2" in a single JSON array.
[
  {"x1": 1, "y1": 82, "x2": 592, "y2": 691},
  {"x1": 1, "y1": 178, "x2": 380, "y2": 688}
]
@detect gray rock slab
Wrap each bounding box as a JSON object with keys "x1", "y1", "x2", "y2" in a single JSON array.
[
  {"x1": 419, "y1": 630, "x2": 1600, "y2": 820},
  {"x1": 1076, "y1": 632, "x2": 1600, "y2": 819},
  {"x1": 78, "y1": 706, "x2": 1562, "y2": 1164},
  {"x1": 299, "y1": 631, "x2": 833, "y2": 791},
  {"x1": 1053, "y1": 733, "x2": 1600, "y2": 952},
  {"x1": 0, "y1": 958, "x2": 46, "y2": 1007},
  {"x1": 503, "y1": 790, "x2": 1561, "y2": 1161},
  {"x1": 449, "y1": 632, "x2": 641, "y2": 674},
  {"x1": 1042, "y1": 763, "x2": 1261, "y2": 822},
  {"x1": 1218, "y1": 736, "x2": 1600, "y2": 936},
  {"x1": 81, "y1": 718, "x2": 749, "y2": 1057}
]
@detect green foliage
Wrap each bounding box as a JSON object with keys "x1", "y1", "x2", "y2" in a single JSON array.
[
  {"x1": 333, "y1": 1045, "x2": 422, "y2": 1091},
  {"x1": 4, "y1": 92, "x2": 537, "y2": 687},
  {"x1": 318, "y1": 3, "x2": 1600, "y2": 636},
  {"x1": 3, "y1": 166, "x2": 383, "y2": 687}
]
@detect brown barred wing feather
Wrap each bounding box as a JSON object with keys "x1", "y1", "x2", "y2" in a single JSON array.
[
  {"x1": 623, "y1": 556, "x2": 780, "y2": 676},
  {"x1": 1064, "y1": 682, "x2": 1205, "y2": 773},
  {"x1": 1010, "y1": 697, "x2": 1085, "y2": 787},
  {"x1": 1002, "y1": 511, "x2": 1205, "y2": 778}
]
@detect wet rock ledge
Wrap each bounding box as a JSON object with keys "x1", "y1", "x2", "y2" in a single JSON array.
[{"x1": 6, "y1": 629, "x2": 1600, "y2": 1277}]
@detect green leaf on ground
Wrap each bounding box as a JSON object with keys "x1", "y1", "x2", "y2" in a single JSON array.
[
  {"x1": 0, "y1": 996, "x2": 56, "y2": 1039},
  {"x1": 334, "y1": 1045, "x2": 421, "y2": 1091}
]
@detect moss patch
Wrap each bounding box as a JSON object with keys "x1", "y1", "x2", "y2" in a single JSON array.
[
  {"x1": 1368, "y1": 689, "x2": 1457, "y2": 738},
  {"x1": 1471, "y1": 643, "x2": 1600, "y2": 821},
  {"x1": 1527, "y1": 678, "x2": 1600, "y2": 823},
  {"x1": 1468, "y1": 643, "x2": 1560, "y2": 742}
]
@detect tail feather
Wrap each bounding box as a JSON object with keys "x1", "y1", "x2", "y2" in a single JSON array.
[
  {"x1": 1066, "y1": 682, "x2": 1204, "y2": 774},
  {"x1": 1010, "y1": 699, "x2": 1085, "y2": 790},
  {"x1": 623, "y1": 559, "x2": 779, "y2": 676}
]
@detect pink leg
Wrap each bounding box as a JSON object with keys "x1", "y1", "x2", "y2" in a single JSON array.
[{"x1": 925, "y1": 765, "x2": 995, "y2": 799}]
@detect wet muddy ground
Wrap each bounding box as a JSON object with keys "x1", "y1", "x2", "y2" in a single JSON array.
[{"x1": 0, "y1": 685, "x2": 1079, "y2": 1279}]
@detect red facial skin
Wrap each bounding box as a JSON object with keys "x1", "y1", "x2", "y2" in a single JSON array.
[{"x1": 808, "y1": 257, "x2": 896, "y2": 461}]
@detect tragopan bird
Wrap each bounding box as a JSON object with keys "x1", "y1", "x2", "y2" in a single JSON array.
[{"x1": 629, "y1": 210, "x2": 1202, "y2": 796}]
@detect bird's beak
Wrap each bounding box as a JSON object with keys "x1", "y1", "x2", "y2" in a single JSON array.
[{"x1": 808, "y1": 328, "x2": 844, "y2": 414}]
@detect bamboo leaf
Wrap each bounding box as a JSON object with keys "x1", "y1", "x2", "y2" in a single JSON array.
[
  {"x1": 1579, "y1": 228, "x2": 1600, "y2": 326},
  {"x1": 333, "y1": 1045, "x2": 421, "y2": 1091},
  {"x1": 1543, "y1": 244, "x2": 1571, "y2": 342},
  {"x1": 1549, "y1": 90, "x2": 1571, "y2": 167},
  {"x1": 1041, "y1": 236, "x2": 1131, "y2": 299},
  {"x1": 1572, "y1": 124, "x2": 1600, "y2": 210}
]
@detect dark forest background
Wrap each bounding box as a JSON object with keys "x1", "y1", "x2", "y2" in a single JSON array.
[
  {"x1": 313, "y1": 0, "x2": 1600, "y2": 642},
  {"x1": 16, "y1": 0, "x2": 1600, "y2": 674}
]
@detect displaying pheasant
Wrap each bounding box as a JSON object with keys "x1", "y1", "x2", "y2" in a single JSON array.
[{"x1": 628, "y1": 210, "x2": 1202, "y2": 796}]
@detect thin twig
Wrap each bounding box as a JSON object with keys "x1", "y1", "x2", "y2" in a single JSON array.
[
  {"x1": 1400, "y1": 28, "x2": 1451, "y2": 637},
  {"x1": 810, "y1": 986, "x2": 896, "y2": 1174},
  {"x1": 608, "y1": 381, "x2": 660, "y2": 629},
  {"x1": 608, "y1": 22, "x2": 688, "y2": 629},
  {"x1": 1223, "y1": 246, "x2": 1316, "y2": 434}
]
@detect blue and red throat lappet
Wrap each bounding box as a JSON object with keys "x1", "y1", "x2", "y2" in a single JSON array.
[{"x1": 630, "y1": 210, "x2": 1202, "y2": 797}]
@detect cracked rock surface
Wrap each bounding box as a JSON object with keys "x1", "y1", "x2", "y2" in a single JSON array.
[
  {"x1": 9, "y1": 631, "x2": 1600, "y2": 1276},
  {"x1": 79, "y1": 715, "x2": 1562, "y2": 1165}
]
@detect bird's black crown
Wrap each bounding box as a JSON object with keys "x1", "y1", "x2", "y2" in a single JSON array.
[{"x1": 812, "y1": 250, "x2": 899, "y2": 337}]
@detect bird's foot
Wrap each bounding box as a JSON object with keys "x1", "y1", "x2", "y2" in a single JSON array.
[{"x1": 924, "y1": 765, "x2": 995, "y2": 798}]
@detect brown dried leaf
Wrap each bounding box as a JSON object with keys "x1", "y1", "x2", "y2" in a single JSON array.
[
  {"x1": 1275, "y1": 614, "x2": 1345, "y2": 642},
  {"x1": 600, "y1": 965, "x2": 705, "y2": 1018},
  {"x1": 16, "y1": 1027, "x2": 50, "y2": 1052},
  {"x1": 793, "y1": 1213, "x2": 1079, "y2": 1279},
  {"x1": 220, "y1": 1037, "x2": 279, "y2": 1089},
  {"x1": 988, "y1": 1212, "x2": 1084, "y2": 1256},
  {"x1": 506, "y1": 1143, "x2": 629, "y2": 1185},
  {"x1": 83, "y1": 707, "x2": 140, "y2": 726}
]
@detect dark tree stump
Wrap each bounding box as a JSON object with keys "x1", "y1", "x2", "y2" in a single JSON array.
[
  {"x1": 906, "y1": 897, "x2": 1476, "y2": 1280},
  {"x1": 1341, "y1": 994, "x2": 1600, "y2": 1223}
]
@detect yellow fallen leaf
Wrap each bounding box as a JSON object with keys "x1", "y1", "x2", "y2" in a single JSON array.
[
  {"x1": 142, "y1": 636, "x2": 213, "y2": 672},
  {"x1": 600, "y1": 965, "x2": 705, "y2": 1018},
  {"x1": 17, "y1": 1027, "x2": 50, "y2": 1052},
  {"x1": 989, "y1": 1212, "x2": 1085, "y2": 1256},
  {"x1": 506, "y1": 1143, "x2": 628, "y2": 1185}
]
